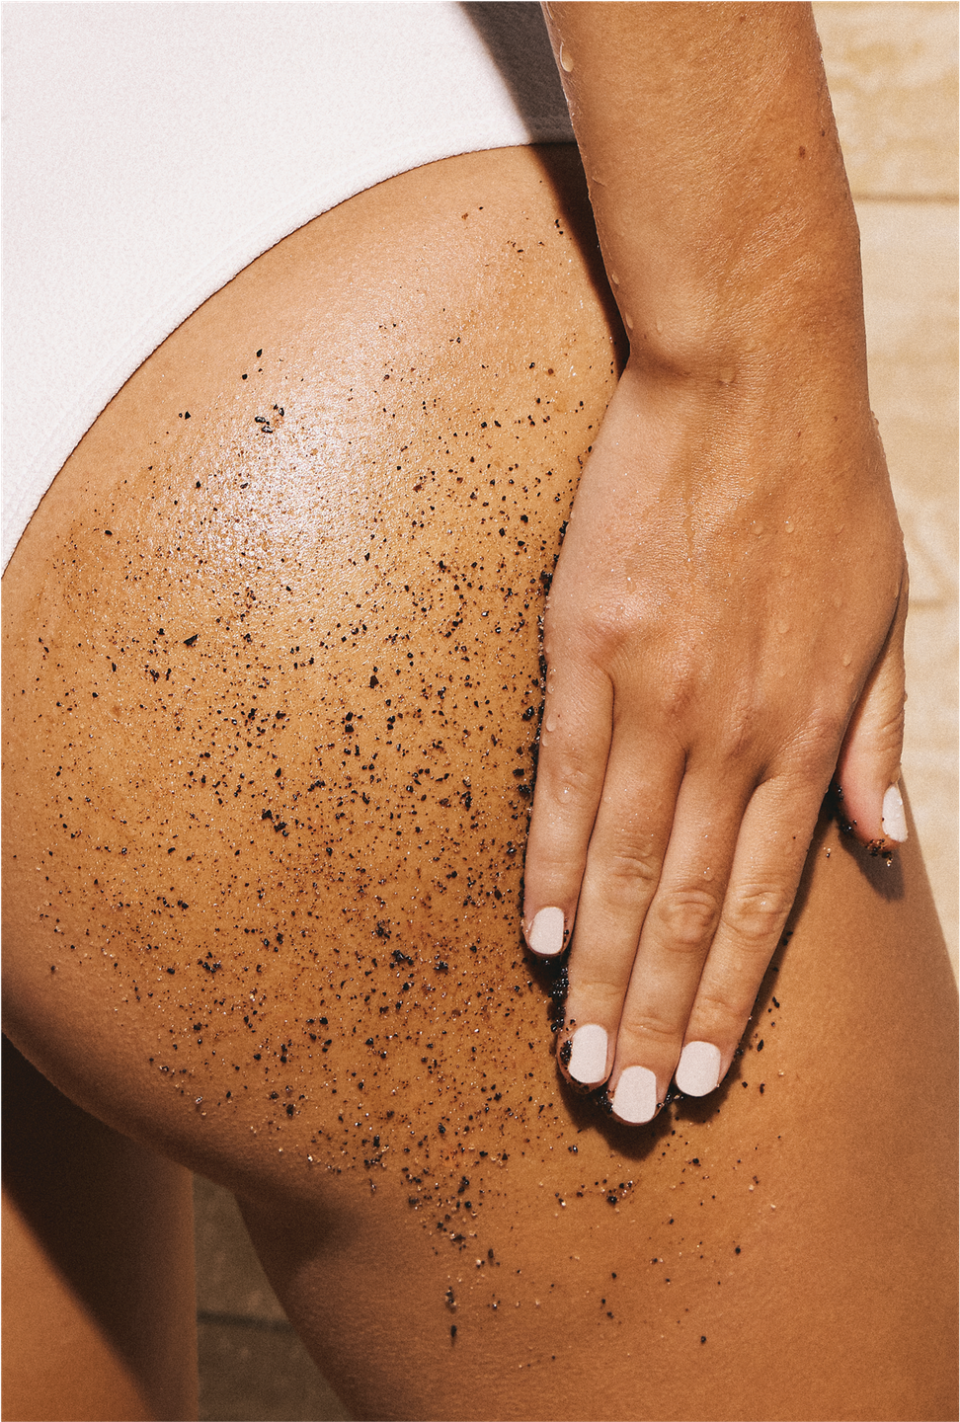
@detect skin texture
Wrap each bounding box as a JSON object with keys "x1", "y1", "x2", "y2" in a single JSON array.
[
  {"x1": 2, "y1": 147, "x2": 956, "y2": 1422},
  {"x1": 525, "y1": 2, "x2": 909, "y2": 1115}
]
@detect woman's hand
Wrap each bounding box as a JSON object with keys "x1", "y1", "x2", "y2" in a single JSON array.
[
  {"x1": 523, "y1": 2, "x2": 908, "y2": 1120},
  {"x1": 523, "y1": 350, "x2": 907, "y2": 1122}
]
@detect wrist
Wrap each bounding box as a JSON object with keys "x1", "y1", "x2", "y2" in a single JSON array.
[{"x1": 611, "y1": 220, "x2": 866, "y2": 392}]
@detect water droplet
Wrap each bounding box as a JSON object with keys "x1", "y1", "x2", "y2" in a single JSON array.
[
  {"x1": 624, "y1": 313, "x2": 634, "y2": 331},
  {"x1": 559, "y1": 42, "x2": 574, "y2": 72},
  {"x1": 545, "y1": 713, "x2": 559, "y2": 734},
  {"x1": 610, "y1": 271, "x2": 620, "y2": 287},
  {"x1": 718, "y1": 367, "x2": 735, "y2": 385},
  {"x1": 752, "y1": 521, "x2": 764, "y2": 536},
  {"x1": 776, "y1": 621, "x2": 789, "y2": 635},
  {"x1": 842, "y1": 651, "x2": 852, "y2": 667},
  {"x1": 702, "y1": 866, "x2": 714, "y2": 881},
  {"x1": 784, "y1": 518, "x2": 795, "y2": 533},
  {"x1": 655, "y1": 318, "x2": 663, "y2": 334}
]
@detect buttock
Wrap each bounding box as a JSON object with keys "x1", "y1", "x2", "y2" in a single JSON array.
[
  {"x1": 2, "y1": 142, "x2": 624, "y2": 1195},
  {"x1": 4, "y1": 143, "x2": 957, "y2": 1422}
]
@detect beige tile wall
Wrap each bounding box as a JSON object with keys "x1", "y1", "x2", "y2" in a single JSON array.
[
  {"x1": 194, "y1": 9, "x2": 959, "y2": 1420},
  {"x1": 815, "y1": 1, "x2": 957, "y2": 196},
  {"x1": 814, "y1": 1, "x2": 959, "y2": 967}
]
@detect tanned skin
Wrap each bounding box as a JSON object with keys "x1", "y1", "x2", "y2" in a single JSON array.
[
  {"x1": 525, "y1": 4, "x2": 908, "y2": 1113},
  {"x1": 3, "y1": 146, "x2": 956, "y2": 1421}
]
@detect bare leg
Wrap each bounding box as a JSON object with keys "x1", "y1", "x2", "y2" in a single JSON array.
[
  {"x1": 2, "y1": 1038, "x2": 197, "y2": 1422},
  {"x1": 4, "y1": 145, "x2": 956, "y2": 1421}
]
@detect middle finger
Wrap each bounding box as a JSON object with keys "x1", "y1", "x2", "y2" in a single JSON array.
[{"x1": 558, "y1": 734, "x2": 685, "y2": 1091}]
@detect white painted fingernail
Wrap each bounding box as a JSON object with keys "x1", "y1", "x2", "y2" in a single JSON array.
[
  {"x1": 611, "y1": 1066, "x2": 659, "y2": 1124},
  {"x1": 675, "y1": 1041, "x2": 722, "y2": 1097},
  {"x1": 527, "y1": 906, "x2": 565, "y2": 957},
  {"x1": 568, "y1": 1024, "x2": 608, "y2": 1086},
  {"x1": 881, "y1": 784, "x2": 908, "y2": 843}
]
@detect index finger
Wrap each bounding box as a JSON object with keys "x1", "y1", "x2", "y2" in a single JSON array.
[{"x1": 522, "y1": 659, "x2": 613, "y2": 957}]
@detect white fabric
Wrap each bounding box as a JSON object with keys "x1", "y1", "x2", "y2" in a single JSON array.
[{"x1": 2, "y1": 1, "x2": 573, "y2": 568}]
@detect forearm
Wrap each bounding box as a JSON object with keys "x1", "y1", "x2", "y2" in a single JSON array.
[{"x1": 542, "y1": 2, "x2": 865, "y2": 385}]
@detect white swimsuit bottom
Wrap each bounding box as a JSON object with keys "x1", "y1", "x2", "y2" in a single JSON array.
[{"x1": 2, "y1": 1, "x2": 574, "y2": 570}]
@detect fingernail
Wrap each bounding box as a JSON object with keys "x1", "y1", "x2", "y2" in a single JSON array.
[
  {"x1": 527, "y1": 906, "x2": 565, "y2": 957},
  {"x1": 881, "y1": 784, "x2": 908, "y2": 843},
  {"x1": 610, "y1": 1066, "x2": 659, "y2": 1124},
  {"x1": 675, "y1": 1041, "x2": 722, "y2": 1097},
  {"x1": 567, "y1": 1023, "x2": 608, "y2": 1086}
]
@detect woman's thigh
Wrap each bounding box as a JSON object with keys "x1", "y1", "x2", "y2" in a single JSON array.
[
  {"x1": 3, "y1": 145, "x2": 956, "y2": 1422},
  {"x1": 2, "y1": 1038, "x2": 197, "y2": 1422}
]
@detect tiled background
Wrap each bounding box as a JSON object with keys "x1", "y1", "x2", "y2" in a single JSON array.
[
  {"x1": 194, "y1": 8, "x2": 958, "y2": 1418},
  {"x1": 815, "y1": 2, "x2": 958, "y2": 971}
]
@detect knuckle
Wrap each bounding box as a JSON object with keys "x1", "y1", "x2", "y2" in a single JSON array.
[
  {"x1": 689, "y1": 986, "x2": 753, "y2": 1040},
  {"x1": 593, "y1": 836, "x2": 662, "y2": 904},
  {"x1": 721, "y1": 881, "x2": 793, "y2": 950},
  {"x1": 872, "y1": 694, "x2": 906, "y2": 755},
  {"x1": 545, "y1": 593, "x2": 625, "y2": 659},
  {"x1": 795, "y1": 704, "x2": 848, "y2": 764},
  {"x1": 708, "y1": 686, "x2": 763, "y2": 762},
  {"x1": 653, "y1": 648, "x2": 705, "y2": 723},
  {"x1": 565, "y1": 976, "x2": 627, "y2": 1024},
  {"x1": 581, "y1": 601, "x2": 627, "y2": 656},
  {"x1": 536, "y1": 751, "x2": 600, "y2": 814},
  {"x1": 649, "y1": 885, "x2": 721, "y2": 954},
  {"x1": 615, "y1": 1011, "x2": 681, "y2": 1061}
]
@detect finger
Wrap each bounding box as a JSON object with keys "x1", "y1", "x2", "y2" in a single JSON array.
[
  {"x1": 556, "y1": 736, "x2": 683, "y2": 1090},
  {"x1": 603, "y1": 771, "x2": 750, "y2": 1117},
  {"x1": 835, "y1": 579, "x2": 909, "y2": 853},
  {"x1": 521, "y1": 660, "x2": 612, "y2": 959},
  {"x1": 673, "y1": 772, "x2": 823, "y2": 1097}
]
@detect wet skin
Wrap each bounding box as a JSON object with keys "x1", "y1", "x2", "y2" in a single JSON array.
[{"x1": 3, "y1": 147, "x2": 956, "y2": 1421}]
